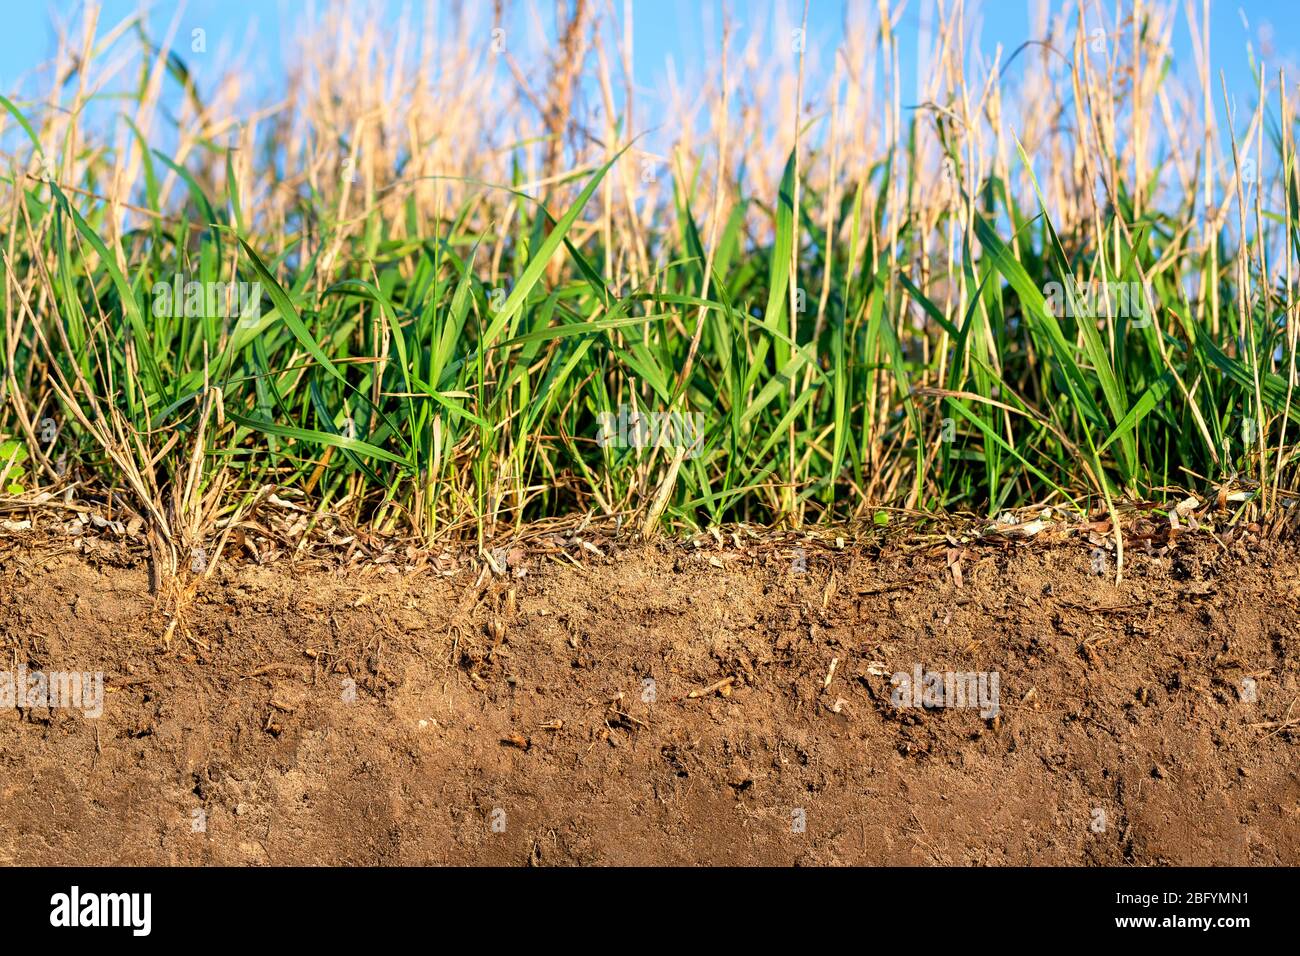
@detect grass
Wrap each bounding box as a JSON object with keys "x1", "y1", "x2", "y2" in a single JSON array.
[{"x1": 0, "y1": 1, "x2": 1297, "y2": 577}]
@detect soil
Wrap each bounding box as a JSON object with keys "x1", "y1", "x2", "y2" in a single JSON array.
[{"x1": 0, "y1": 528, "x2": 1297, "y2": 866}]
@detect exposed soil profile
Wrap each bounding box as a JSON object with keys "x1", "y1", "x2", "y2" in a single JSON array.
[{"x1": 0, "y1": 530, "x2": 1296, "y2": 866}]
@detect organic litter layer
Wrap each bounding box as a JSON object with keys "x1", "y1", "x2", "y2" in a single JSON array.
[{"x1": 0, "y1": 531, "x2": 1297, "y2": 865}]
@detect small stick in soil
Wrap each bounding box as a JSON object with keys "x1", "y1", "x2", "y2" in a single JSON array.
[
  {"x1": 609, "y1": 709, "x2": 648, "y2": 729},
  {"x1": 686, "y1": 675, "x2": 735, "y2": 699}
]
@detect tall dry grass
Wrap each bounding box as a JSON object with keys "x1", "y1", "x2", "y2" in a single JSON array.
[{"x1": 0, "y1": 0, "x2": 1295, "y2": 577}]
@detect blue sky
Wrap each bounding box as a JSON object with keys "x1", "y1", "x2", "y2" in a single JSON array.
[{"x1": 1, "y1": 1, "x2": 1294, "y2": 142}]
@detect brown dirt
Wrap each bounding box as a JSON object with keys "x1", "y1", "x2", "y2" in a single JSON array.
[{"x1": 0, "y1": 530, "x2": 1297, "y2": 866}]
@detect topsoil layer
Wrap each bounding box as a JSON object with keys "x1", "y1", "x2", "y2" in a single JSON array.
[{"x1": 0, "y1": 530, "x2": 1297, "y2": 866}]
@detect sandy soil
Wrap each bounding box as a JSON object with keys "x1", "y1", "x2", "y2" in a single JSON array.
[{"x1": 0, "y1": 528, "x2": 1296, "y2": 865}]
